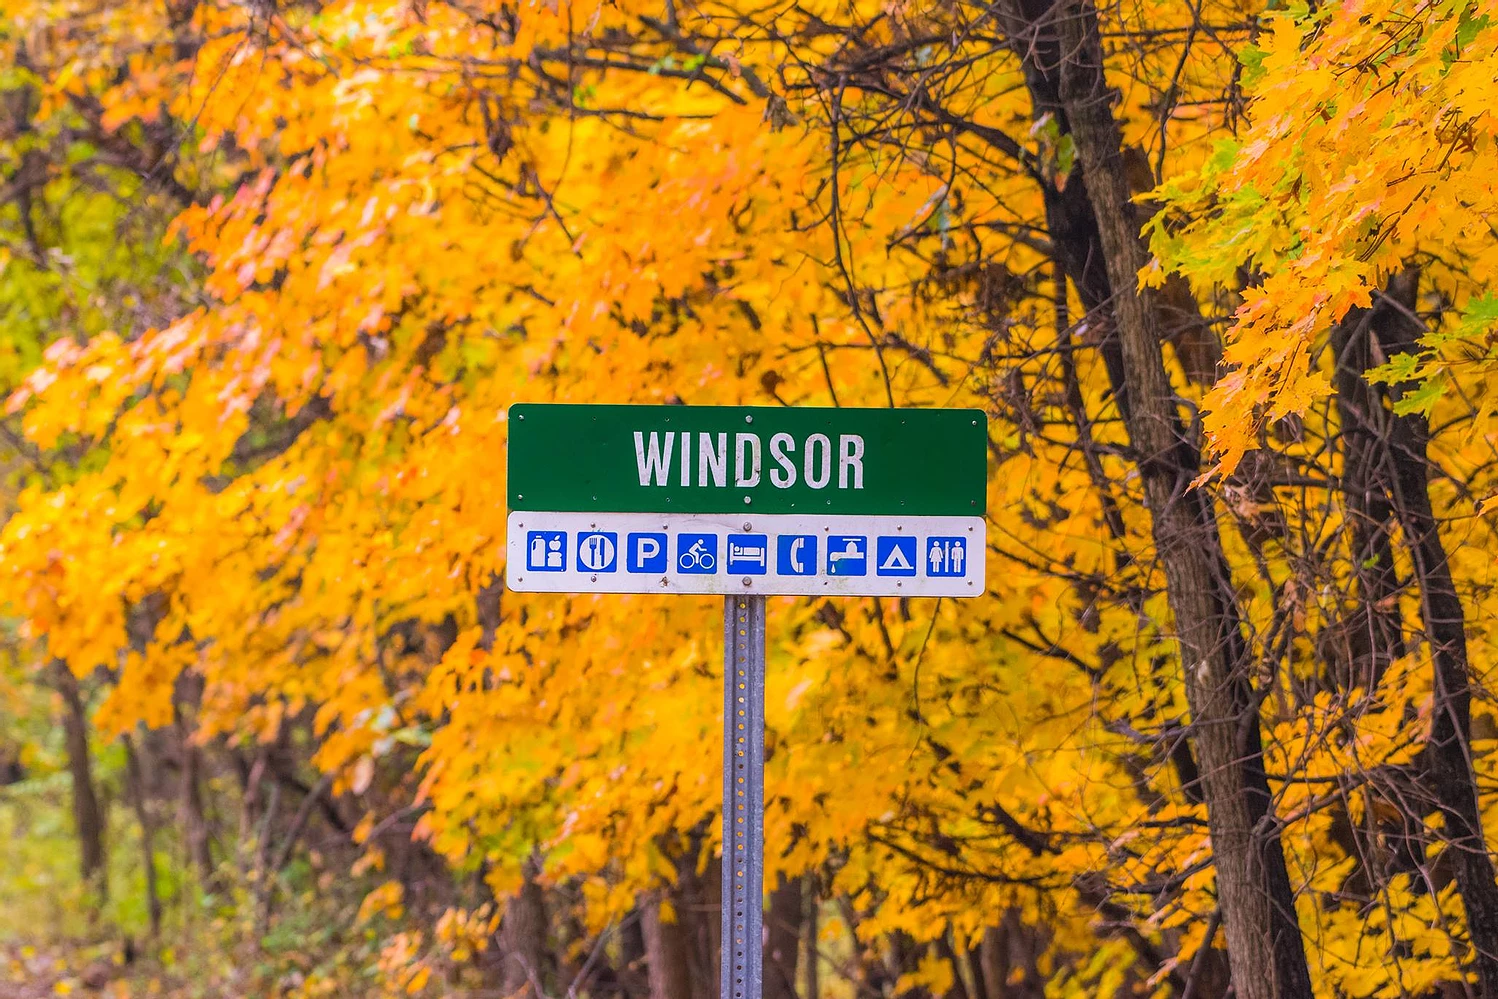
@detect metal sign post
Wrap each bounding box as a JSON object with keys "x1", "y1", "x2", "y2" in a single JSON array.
[
  {"x1": 722, "y1": 595, "x2": 765, "y2": 999},
  {"x1": 505, "y1": 403, "x2": 988, "y2": 999}
]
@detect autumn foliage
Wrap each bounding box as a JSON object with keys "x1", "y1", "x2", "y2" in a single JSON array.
[{"x1": 3, "y1": 0, "x2": 1498, "y2": 996}]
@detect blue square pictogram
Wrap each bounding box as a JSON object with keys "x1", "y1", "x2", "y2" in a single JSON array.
[
  {"x1": 576, "y1": 532, "x2": 618, "y2": 572},
  {"x1": 726, "y1": 534, "x2": 769, "y2": 575},
  {"x1": 777, "y1": 535, "x2": 818, "y2": 576},
  {"x1": 626, "y1": 532, "x2": 668, "y2": 573},
  {"x1": 677, "y1": 533, "x2": 719, "y2": 574},
  {"x1": 925, "y1": 537, "x2": 968, "y2": 577},
  {"x1": 827, "y1": 536, "x2": 867, "y2": 576},
  {"x1": 875, "y1": 536, "x2": 918, "y2": 576},
  {"x1": 526, "y1": 531, "x2": 567, "y2": 572}
]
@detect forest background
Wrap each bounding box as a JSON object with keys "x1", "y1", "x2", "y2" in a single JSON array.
[{"x1": 3, "y1": 0, "x2": 1498, "y2": 997}]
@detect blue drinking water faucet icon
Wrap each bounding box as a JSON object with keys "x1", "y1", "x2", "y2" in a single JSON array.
[{"x1": 826, "y1": 536, "x2": 867, "y2": 576}]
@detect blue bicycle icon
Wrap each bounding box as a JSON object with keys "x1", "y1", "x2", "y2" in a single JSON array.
[{"x1": 677, "y1": 534, "x2": 718, "y2": 573}]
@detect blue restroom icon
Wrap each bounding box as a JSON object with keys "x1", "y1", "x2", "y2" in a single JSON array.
[{"x1": 925, "y1": 537, "x2": 968, "y2": 577}]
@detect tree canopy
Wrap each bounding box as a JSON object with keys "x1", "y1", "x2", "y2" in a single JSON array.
[{"x1": 4, "y1": 0, "x2": 1498, "y2": 997}]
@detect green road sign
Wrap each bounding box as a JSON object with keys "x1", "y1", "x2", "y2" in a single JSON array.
[{"x1": 507, "y1": 404, "x2": 987, "y2": 516}]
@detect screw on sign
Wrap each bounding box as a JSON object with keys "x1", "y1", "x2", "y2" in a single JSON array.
[{"x1": 506, "y1": 404, "x2": 987, "y2": 999}]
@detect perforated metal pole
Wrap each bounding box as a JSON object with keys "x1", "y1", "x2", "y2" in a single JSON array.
[{"x1": 722, "y1": 594, "x2": 765, "y2": 999}]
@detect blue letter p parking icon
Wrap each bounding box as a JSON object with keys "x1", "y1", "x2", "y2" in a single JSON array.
[{"x1": 627, "y1": 532, "x2": 668, "y2": 573}]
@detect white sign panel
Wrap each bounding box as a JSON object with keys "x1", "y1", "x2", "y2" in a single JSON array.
[{"x1": 506, "y1": 512, "x2": 985, "y2": 596}]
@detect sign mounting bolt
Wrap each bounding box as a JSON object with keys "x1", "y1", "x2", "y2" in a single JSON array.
[
  {"x1": 742, "y1": 577, "x2": 752, "y2": 586},
  {"x1": 743, "y1": 522, "x2": 752, "y2": 531},
  {"x1": 745, "y1": 415, "x2": 754, "y2": 424},
  {"x1": 743, "y1": 496, "x2": 752, "y2": 505}
]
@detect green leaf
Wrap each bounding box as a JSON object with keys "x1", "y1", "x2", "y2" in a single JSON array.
[
  {"x1": 1457, "y1": 9, "x2": 1491, "y2": 51},
  {"x1": 1367, "y1": 351, "x2": 1422, "y2": 386},
  {"x1": 1238, "y1": 45, "x2": 1267, "y2": 88},
  {"x1": 392, "y1": 726, "x2": 432, "y2": 747},
  {"x1": 1391, "y1": 375, "x2": 1446, "y2": 417},
  {"x1": 1055, "y1": 134, "x2": 1076, "y2": 178}
]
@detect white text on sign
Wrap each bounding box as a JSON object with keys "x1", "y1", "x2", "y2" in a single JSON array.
[{"x1": 634, "y1": 432, "x2": 865, "y2": 490}]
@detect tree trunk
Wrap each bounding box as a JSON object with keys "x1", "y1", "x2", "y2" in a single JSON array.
[
  {"x1": 122, "y1": 734, "x2": 162, "y2": 938},
  {"x1": 498, "y1": 857, "x2": 549, "y2": 998},
  {"x1": 1330, "y1": 313, "x2": 1406, "y2": 691},
  {"x1": 977, "y1": 926, "x2": 1004, "y2": 999},
  {"x1": 803, "y1": 878, "x2": 819, "y2": 999},
  {"x1": 651, "y1": 841, "x2": 719, "y2": 999},
  {"x1": 54, "y1": 660, "x2": 107, "y2": 903},
  {"x1": 934, "y1": 933, "x2": 970, "y2": 999},
  {"x1": 885, "y1": 932, "x2": 926, "y2": 999},
  {"x1": 251, "y1": 778, "x2": 281, "y2": 932},
  {"x1": 643, "y1": 888, "x2": 695, "y2": 999},
  {"x1": 178, "y1": 736, "x2": 214, "y2": 883},
  {"x1": 685, "y1": 854, "x2": 721, "y2": 999},
  {"x1": 237, "y1": 748, "x2": 267, "y2": 879},
  {"x1": 620, "y1": 906, "x2": 650, "y2": 999},
  {"x1": 1044, "y1": 2, "x2": 1314, "y2": 996},
  {"x1": 173, "y1": 686, "x2": 214, "y2": 886},
  {"x1": 1329, "y1": 295, "x2": 1426, "y2": 900},
  {"x1": 977, "y1": 912, "x2": 1046, "y2": 999},
  {"x1": 1354, "y1": 268, "x2": 1498, "y2": 996},
  {"x1": 764, "y1": 874, "x2": 803, "y2": 999}
]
